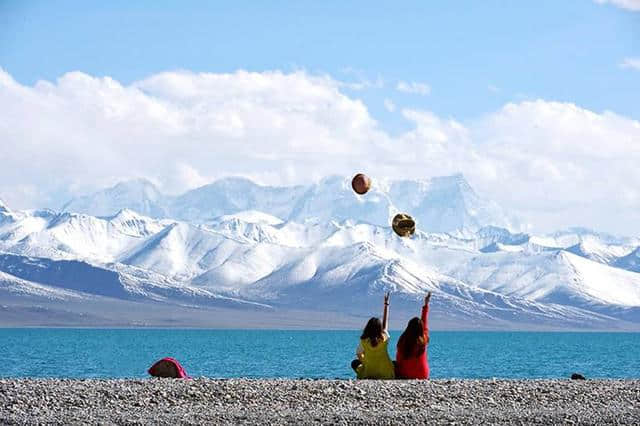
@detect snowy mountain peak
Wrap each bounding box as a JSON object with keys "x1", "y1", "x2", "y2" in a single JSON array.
[
  {"x1": 112, "y1": 177, "x2": 159, "y2": 193},
  {"x1": 171, "y1": 177, "x2": 306, "y2": 223},
  {"x1": 108, "y1": 208, "x2": 144, "y2": 221},
  {"x1": 209, "y1": 176, "x2": 264, "y2": 189},
  {"x1": 430, "y1": 173, "x2": 471, "y2": 190},
  {"x1": 213, "y1": 210, "x2": 284, "y2": 226},
  {"x1": 287, "y1": 175, "x2": 395, "y2": 226},
  {"x1": 61, "y1": 178, "x2": 167, "y2": 218},
  {"x1": 318, "y1": 174, "x2": 350, "y2": 187},
  {"x1": 390, "y1": 174, "x2": 515, "y2": 235},
  {"x1": 187, "y1": 176, "x2": 303, "y2": 195},
  {"x1": 557, "y1": 251, "x2": 640, "y2": 307},
  {"x1": 614, "y1": 246, "x2": 640, "y2": 273},
  {"x1": 551, "y1": 227, "x2": 631, "y2": 246},
  {"x1": 476, "y1": 226, "x2": 530, "y2": 244},
  {"x1": 564, "y1": 236, "x2": 631, "y2": 265},
  {"x1": 46, "y1": 211, "x2": 84, "y2": 228},
  {"x1": 0, "y1": 199, "x2": 16, "y2": 229},
  {"x1": 58, "y1": 174, "x2": 514, "y2": 234},
  {"x1": 0, "y1": 199, "x2": 13, "y2": 225},
  {"x1": 0, "y1": 198, "x2": 9, "y2": 213},
  {"x1": 107, "y1": 208, "x2": 167, "y2": 238}
]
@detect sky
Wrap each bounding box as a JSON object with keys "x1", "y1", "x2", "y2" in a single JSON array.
[{"x1": 1, "y1": 0, "x2": 639, "y2": 235}]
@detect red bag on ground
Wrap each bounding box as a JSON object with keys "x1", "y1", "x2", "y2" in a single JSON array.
[{"x1": 148, "y1": 357, "x2": 190, "y2": 379}]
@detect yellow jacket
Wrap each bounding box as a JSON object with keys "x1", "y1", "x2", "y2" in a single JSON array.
[{"x1": 355, "y1": 332, "x2": 395, "y2": 379}]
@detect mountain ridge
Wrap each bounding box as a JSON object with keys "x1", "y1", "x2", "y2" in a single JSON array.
[
  {"x1": 1, "y1": 175, "x2": 638, "y2": 329},
  {"x1": 60, "y1": 174, "x2": 515, "y2": 235}
]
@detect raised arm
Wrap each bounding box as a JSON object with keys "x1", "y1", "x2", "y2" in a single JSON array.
[
  {"x1": 382, "y1": 292, "x2": 390, "y2": 333},
  {"x1": 422, "y1": 292, "x2": 431, "y2": 342}
]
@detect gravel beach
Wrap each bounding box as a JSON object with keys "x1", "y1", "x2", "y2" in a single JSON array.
[{"x1": 1, "y1": 378, "x2": 639, "y2": 425}]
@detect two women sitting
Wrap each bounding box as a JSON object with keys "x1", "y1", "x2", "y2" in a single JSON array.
[{"x1": 351, "y1": 292, "x2": 431, "y2": 380}]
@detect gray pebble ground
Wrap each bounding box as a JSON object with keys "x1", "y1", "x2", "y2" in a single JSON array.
[{"x1": 0, "y1": 379, "x2": 639, "y2": 425}]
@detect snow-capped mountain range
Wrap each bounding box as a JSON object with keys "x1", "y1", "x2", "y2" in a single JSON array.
[
  {"x1": 61, "y1": 174, "x2": 517, "y2": 235},
  {"x1": 1, "y1": 175, "x2": 639, "y2": 329}
]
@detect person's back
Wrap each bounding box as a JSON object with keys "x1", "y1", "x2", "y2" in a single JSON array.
[
  {"x1": 395, "y1": 293, "x2": 431, "y2": 380},
  {"x1": 356, "y1": 330, "x2": 395, "y2": 379},
  {"x1": 351, "y1": 293, "x2": 395, "y2": 380}
]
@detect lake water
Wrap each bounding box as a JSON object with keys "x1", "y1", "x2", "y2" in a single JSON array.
[{"x1": 1, "y1": 329, "x2": 638, "y2": 379}]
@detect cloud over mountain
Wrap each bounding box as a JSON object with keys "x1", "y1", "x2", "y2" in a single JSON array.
[{"x1": 1, "y1": 69, "x2": 639, "y2": 234}]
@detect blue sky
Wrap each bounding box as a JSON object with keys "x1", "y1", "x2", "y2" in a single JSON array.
[
  {"x1": 1, "y1": 0, "x2": 640, "y2": 234},
  {"x1": 1, "y1": 0, "x2": 639, "y2": 124}
]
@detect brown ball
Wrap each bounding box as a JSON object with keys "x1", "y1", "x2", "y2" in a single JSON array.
[
  {"x1": 392, "y1": 213, "x2": 416, "y2": 237},
  {"x1": 351, "y1": 173, "x2": 371, "y2": 195}
]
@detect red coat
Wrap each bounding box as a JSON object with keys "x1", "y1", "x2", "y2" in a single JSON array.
[{"x1": 395, "y1": 305, "x2": 430, "y2": 379}]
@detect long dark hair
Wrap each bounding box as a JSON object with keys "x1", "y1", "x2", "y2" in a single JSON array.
[
  {"x1": 397, "y1": 317, "x2": 426, "y2": 358},
  {"x1": 361, "y1": 317, "x2": 384, "y2": 347}
]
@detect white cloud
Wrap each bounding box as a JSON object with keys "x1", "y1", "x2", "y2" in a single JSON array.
[
  {"x1": 383, "y1": 98, "x2": 396, "y2": 112},
  {"x1": 396, "y1": 81, "x2": 431, "y2": 95},
  {"x1": 466, "y1": 101, "x2": 640, "y2": 230},
  {"x1": 0, "y1": 68, "x2": 389, "y2": 208},
  {"x1": 620, "y1": 57, "x2": 640, "y2": 70},
  {"x1": 338, "y1": 67, "x2": 384, "y2": 90},
  {"x1": 388, "y1": 101, "x2": 640, "y2": 234},
  {"x1": 595, "y1": 0, "x2": 640, "y2": 11},
  {"x1": 1, "y1": 69, "x2": 639, "y2": 235}
]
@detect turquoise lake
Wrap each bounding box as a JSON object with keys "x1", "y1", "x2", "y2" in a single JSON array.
[{"x1": 1, "y1": 329, "x2": 638, "y2": 379}]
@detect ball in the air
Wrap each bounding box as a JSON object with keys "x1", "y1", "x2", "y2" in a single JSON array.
[
  {"x1": 392, "y1": 213, "x2": 416, "y2": 237},
  {"x1": 351, "y1": 173, "x2": 371, "y2": 195}
]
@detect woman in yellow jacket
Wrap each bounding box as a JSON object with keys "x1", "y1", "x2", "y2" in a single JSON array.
[{"x1": 350, "y1": 292, "x2": 395, "y2": 379}]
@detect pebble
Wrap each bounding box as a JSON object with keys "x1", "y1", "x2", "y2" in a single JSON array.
[{"x1": 0, "y1": 378, "x2": 638, "y2": 424}]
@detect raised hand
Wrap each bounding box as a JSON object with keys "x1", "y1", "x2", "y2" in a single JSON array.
[
  {"x1": 424, "y1": 291, "x2": 432, "y2": 306},
  {"x1": 382, "y1": 291, "x2": 391, "y2": 332}
]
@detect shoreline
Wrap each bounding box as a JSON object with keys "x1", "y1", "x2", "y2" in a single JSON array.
[
  {"x1": 2, "y1": 378, "x2": 639, "y2": 425},
  {"x1": 3, "y1": 326, "x2": 640, "y2": 332}
]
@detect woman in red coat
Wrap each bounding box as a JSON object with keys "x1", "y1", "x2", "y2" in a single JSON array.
[{"x1": 395, "y1": 292, "x2": 431, "y2": 379}]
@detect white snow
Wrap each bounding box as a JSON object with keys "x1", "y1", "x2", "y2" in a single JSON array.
[
  {"x1": 1, "y1": 174, "x2": 640, "y2": 327},
  {"x1": 213, "y1": 210, "x2": 284, "y2": 226},
  {"x1": 0, "y1": 270, "x2": 85, "y2": 300},
  {"x1": 562, "y1": 251, "x2": 640, "y2": 306},
  {"x1": 451, "y1": 250, "x2": 640, "y2": 307},
  {"x1": 62, "y1": 178, "x2": 167, "y2": 218},
  {"x1": 59, "y1": 174, "x2": 514, "y2": 234},
  {"x1": 565, "y1": 236, "x2": 632, "y2": 265}
]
